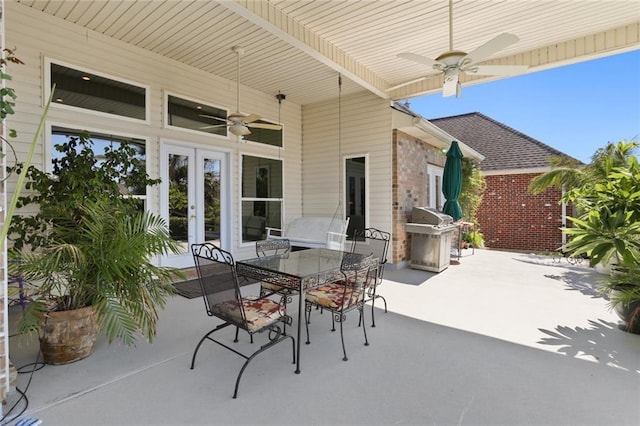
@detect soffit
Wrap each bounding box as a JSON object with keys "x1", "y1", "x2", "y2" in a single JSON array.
[{"x1": 14, "y1": 0, "x2": 640, "y2": 106}]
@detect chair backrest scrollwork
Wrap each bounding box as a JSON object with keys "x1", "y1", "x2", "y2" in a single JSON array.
[
  {"x1": 191, "y1": 243, "x2": 248, "y2": 328},
  {"x1": 256, "y1": 238, "x2": 291, "y2": 257}
]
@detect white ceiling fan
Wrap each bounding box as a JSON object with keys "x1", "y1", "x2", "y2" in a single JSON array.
[
  {"x1": 201, "y1": 46, "x2": 282, "y2": 136},
  {"x1": 391, "y1": 0, "x2": 529, "y2": 98}
]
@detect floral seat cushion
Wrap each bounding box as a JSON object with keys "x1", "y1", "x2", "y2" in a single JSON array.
[
  {"x1": 305, "y1": 282, "x2": 360, "y2": 310},
  {"x1": 212, "y1": 297, "x2": 283, "y2": 332},
  {"x1": 260, "y1": 281, "x2": 295, "y2": 294}
]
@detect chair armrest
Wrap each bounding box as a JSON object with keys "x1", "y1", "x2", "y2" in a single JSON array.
[{"x1": 265, "y1": 227, "x2": 283, "y2": 238}]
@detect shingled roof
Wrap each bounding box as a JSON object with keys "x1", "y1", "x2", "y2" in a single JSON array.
[{"x1": 429, "y1": 112, "x2": 575, "y2": 172}]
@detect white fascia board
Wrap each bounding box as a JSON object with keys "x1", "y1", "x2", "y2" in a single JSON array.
[{"x1": 407, "y1": 117, "x2": 485, "y2": 162}]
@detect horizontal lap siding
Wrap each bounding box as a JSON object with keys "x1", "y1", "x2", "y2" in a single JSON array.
[
  {"x1": 5, "y1": 2, "x2": 302, "y2": 256},
  {"x1": 302, "y1": 91, "x2": 392, "y2": 233}
]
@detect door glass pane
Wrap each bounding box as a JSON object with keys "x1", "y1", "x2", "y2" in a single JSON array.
[
  {"x1": 345, "y1": 157, "x2": 366, "y2": 239},
  {"x1": 168, "y1": 153, "x2": 189, "y2": 254},
  {"x1": 203, "y1": 157, "x2": 221, "y2": 245}
]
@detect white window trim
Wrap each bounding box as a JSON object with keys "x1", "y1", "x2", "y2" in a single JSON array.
[
  {"x1": 427, "y1": 164, "x2": 444, "y2": 210},
  {"x1": 343, "y1": 153, "x2": 370, "y2": 230},
  {"x1": 43, "y1": 56, "x2": 150, "y2": 124},
  {"x1": 162, "y1": 90, "x2": 230, "y2": 141},
  {"x1": 238, "y1": 152, "x2": 285, "y2": 247},
  {"x1": 45, "y1": 121, "x2": 152, "y2": 206},
  {"x1": 240, "y1": 117, "x2": 284, "y2": 150}
]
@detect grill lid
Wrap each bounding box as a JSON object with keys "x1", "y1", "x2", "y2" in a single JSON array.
[{"x1": 411, "y1": 207, "x2": 453, "y2": 225}]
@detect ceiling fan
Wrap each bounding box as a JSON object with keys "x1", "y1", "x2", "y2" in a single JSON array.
[
  {"x1": 201, "y1": 46, "x2": 282, "y2": 136},
  {"x1": 391, "y1": 0, "x2": 529, "y2": 98}
]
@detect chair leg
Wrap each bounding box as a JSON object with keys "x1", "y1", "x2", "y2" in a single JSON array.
[
  {"x1": 305, "y1": 302, "x2": 312, "y2": 344},
  {"x1": 360, "y1": 306, "x2": 369, "y2": 347},
  {"x1": 190, "y1": 323, "x2": 231, "y2": 369},
  {"x1": 233, "y1": 333, "x2": 296, "y2": 399},
  {"x1": 339, "y1": 316, "x2": 348, "y2": 361}
]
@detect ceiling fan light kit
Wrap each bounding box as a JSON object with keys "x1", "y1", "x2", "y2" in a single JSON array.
[
  {"x1": 393, "y1": 0, "x2": 528, "y2": 98},
  {"x1": 229, "y1": 123, "x2": 251, "y2": 136}
]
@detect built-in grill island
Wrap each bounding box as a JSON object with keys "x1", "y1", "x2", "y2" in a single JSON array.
[{"x1": 405, "y1": 207, "x2": 457, "y2": 272}]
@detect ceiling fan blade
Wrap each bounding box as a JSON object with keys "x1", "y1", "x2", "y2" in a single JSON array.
[
  {"x1": 467, "y1": 64, "x2": 529, "y2": 76},
  {"x1": 442, "y1": 76, "x2": 458, "y2": 98},
  {"x1": 200, "y1": 124, "x2": 227, "y2": 130},
  {"x1": 463, "y1": 33, "x2": 520, "y2": 65},
  {"x1": 397, "y1": 52, "x2": 440, "y2": 67},
  {"x1": 247, "y1": 122, "x2": 282, "y2": 131},
  {"x1": 242, "y1": 113, "x2": 262, "y2": 123},
  {"x1": 199, "y1": 114, "x2": 228, "y2": 124}
]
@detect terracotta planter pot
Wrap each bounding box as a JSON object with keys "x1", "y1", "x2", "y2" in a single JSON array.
[
  {"x1": 40, "y1": 305, "x2": 100, "y2": 365},
  {"x1": 611, "y1": 289, "x2": 640, "y2": 335}
]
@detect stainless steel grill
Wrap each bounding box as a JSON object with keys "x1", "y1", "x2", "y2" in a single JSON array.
[{"x1": 405, "y1": 207, "x2": 457, "y2": 272}]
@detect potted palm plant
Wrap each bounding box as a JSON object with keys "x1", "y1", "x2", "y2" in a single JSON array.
[
  {"x1": 9, "y1": 132, "x2": 182, "y2": 363},
  {"x1": 556, "y1": 141, "x2": 640, "y2": 333}
]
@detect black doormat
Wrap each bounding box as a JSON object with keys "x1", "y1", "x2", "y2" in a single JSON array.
[
  {"x1": 173, "y1": 278, "x2": 206, "y2": 299},
  {"x1": 173, "y1": 274, "x2": 259, "y2": 299}
]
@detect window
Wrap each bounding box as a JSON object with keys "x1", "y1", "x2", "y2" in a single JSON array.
[
  {"x1": 49, "y1": 61, "x2": 147, "y2": 120},
  {"x1": 427, "y1": 164, "x2": 444, "y2": 210},
  {"x1": 244, "y1": 121, "x2": 283, "y2": 147},
  {"x1": 241, "y1": 155, "x2": 283, "y2": 242},
  {"x1": 51, "y1": 126, "x2": 149, "y2": 207},
  {"x1": 166, "y1": 94, "x2": 228, "y2": 137},
  {"x1": 345, "y1": 156, "x2": 367, "y2": 239}
]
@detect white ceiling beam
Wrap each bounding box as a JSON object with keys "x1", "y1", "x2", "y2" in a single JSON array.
[{"x1": 218, "y1": 0, "x2": 390, "y2": 100}]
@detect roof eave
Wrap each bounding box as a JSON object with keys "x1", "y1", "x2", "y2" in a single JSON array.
[{"x1": 409, "y1": 117, "x2": 485, "y2": 162}]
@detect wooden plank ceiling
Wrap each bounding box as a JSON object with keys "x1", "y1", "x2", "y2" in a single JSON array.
[{"x1": 14, "y1": 0, "x2": 640, "y2": 105}]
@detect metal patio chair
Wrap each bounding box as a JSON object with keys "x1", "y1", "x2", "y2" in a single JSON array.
[
  {"x1": 256, "y1": 238, "x2": 294, "y2": 298},
  {"x1": 190, "y1": 242, "x2": 295, "y2": 399},
  {"x1": 351, "y1": 228, "x2": 391, "y2": 327},
  {"x1": 304, "y1": 253, "x2": 377, "y2": 361}
]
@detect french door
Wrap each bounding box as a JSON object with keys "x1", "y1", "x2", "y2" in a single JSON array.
[{"x1": 160, "y1": 143, "x2": 228, "y2": 268}]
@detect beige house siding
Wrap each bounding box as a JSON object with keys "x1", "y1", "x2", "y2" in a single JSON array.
[
  {"x1": 301, "y1": 91, "x2": 393, "y2": 237},
  {"x1": 4, "y1": 2, "x2": 303, "y2": 260}
]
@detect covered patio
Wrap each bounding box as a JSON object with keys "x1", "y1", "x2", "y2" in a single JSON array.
[{"x1": 6, "y1": 249, "x2": 639, "y2": 425}]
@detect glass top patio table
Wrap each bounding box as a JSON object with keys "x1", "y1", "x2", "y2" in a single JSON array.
[{"x1": 236, "y1": 248, "x2": 366, "y2": 374}]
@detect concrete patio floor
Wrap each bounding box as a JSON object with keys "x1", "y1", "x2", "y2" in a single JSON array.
[{"x1": 4, "y1": 249, "x2": 639, "y2": 425}]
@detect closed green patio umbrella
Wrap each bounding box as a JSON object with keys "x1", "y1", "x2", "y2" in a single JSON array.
[{"x1": 442, "y1": 140, "x2": 464, "y2": 221}]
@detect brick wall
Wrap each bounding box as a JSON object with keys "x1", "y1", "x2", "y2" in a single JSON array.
[
  {"x1": 391, "y1": 130, "x2": 446, "y2": 264},
  {"x1": 477, "y1": 173, "x2": 566, "y2": 252}
]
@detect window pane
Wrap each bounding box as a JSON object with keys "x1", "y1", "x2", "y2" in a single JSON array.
[
  {"x1": 241, "y1": 156, "x2": 283, "y2": 198},
  {"x1": 345, "y1": 156, "x2": 366, "y2": 238},
  {"x1": 51, "y1": 63, "x2": 145, "y2": 120},
  {"x1": 203, "y1": 157, "x2": 221, "y2": 243},
  {"x1": 51, "y1": 126, "x2": 148, "y2": 196},
  {"x1": 167, "y1": 153, "x2": 189, "y2": 250},
  {"x1": 167, "y1": 95, "x2": 227, "y2": 136},
  {"x1": 242, "y1": 200, "x2": 282, "y2": 242},
  {"x1": 244, "y1": 122, "x2": 283, "y2": 147}
]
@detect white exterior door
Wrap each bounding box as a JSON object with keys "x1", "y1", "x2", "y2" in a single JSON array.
[{"x1": 160, "y1": 143, "x2": 228, "y2": 268}]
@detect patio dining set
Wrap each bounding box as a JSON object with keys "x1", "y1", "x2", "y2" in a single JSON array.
[{"x1": 189, "y1": 228, "x2": 390, "y2": 398}]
